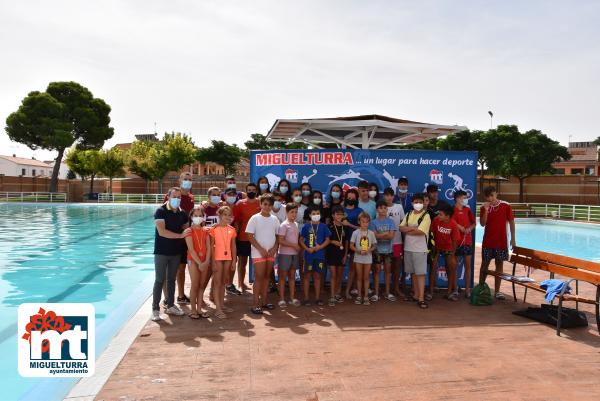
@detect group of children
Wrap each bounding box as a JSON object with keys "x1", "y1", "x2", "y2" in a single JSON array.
[{"x1": 151, "y1": 173, "x2": 485, "y2": 321}]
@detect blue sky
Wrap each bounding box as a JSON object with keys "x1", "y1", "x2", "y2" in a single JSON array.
[{"x1": 1, "y1": 0, "x2": 599, "y2": 161}]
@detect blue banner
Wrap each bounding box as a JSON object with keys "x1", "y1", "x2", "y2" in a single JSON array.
[{"x1": 250, "y1": 149, "x2": 478, "y2": 288}]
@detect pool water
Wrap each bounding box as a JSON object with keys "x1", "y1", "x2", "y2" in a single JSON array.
[
  {"x1": 475, "y1": 219, "x2": 600, "y2": 262},
  {"x1": 0, "y1": 204, "x2": 157, "y2": 401}
]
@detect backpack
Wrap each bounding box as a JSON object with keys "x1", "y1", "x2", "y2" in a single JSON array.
[{"x1": 470, "y1": 282, "x2": 493, "y2": 306}]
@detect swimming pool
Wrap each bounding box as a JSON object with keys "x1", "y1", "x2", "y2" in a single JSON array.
[
  {"x1": 475, "y1": 218, "x2": 600, "y2": 262},
  {"x1": 0, "y1": 203, "x2": 157, "y2": 401}
]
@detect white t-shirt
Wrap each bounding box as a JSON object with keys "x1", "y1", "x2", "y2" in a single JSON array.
[
  {"x1": 245, "y1": 213, "x2": 281, "y2": 258},
  {"x1": 272, "y1": 207, "x2": 287, "y2": 223},
  {"x1": 296, "y1": 204, "x2": 308, "y2": 224},
  {"x1": 387, "y1": 203, "x2": 405, "y2": 244}
]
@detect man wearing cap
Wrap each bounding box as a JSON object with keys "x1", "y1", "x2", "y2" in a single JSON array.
[{"x1": 394, "y1": 176, "x2": 413, "y2": 213}]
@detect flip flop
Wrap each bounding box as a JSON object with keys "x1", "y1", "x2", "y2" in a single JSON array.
[
  {"x1": 418, "y1": 301, "x2": 429, "y2": 309},
  {"x1": 188, "y1": 313, "x2": 201, "y2": 320}
]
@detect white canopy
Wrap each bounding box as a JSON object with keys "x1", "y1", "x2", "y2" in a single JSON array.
[{"x1": 266, "y1": 114, "x2": 467, "y2": 149}]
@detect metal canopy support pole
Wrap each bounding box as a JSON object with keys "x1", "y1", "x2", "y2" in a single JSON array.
[
  {"x1": 362, "y1": 130, "x2": 369, "y2": 149},
  {"x1": 309, "y1": 128, "x2": 360, "y2": 149}
]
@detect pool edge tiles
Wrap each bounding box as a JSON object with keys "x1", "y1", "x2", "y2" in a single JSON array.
[{"x1": 20, "y1": 275, "x2": 155, "y2": 401}]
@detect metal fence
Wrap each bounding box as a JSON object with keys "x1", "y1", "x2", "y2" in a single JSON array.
[
  {"x1": 97, "y1": 193, "x2": 208, "y2": 204},
  {"x1": 476, "y1": 202, "x2": 600, "y2": 223},
  {"x1": 0, "y1": 192, "x2": 68, "y2": 203}
]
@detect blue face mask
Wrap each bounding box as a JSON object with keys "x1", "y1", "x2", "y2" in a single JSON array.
[
  {"x1": 279, "y1": 186, "x2": 289, "y2": 194},
  {"x1": 274, "y1": 201, "x2": 282, "y2": 210},
  {"x1": 331, "y1": 191, "x2": 341, "y2": 199},
  {"x1": 169, "y1": 197, "x2": 181, "y2": 209},
  {"x1": 226, "y1": 196, "x2": 236, "y2": 205},
  {"x1": 302, "y1": 190, "x2": 311, "y2": 197},
  {"x1": 181, "y1": 180, "x2": 192, "y2": 190},
  {"x1": 210, "y1": 195, "x2": 221, "y2": 204},
  {"x1": 259, "y1": 183, "x2": 269, "y2": 191}
]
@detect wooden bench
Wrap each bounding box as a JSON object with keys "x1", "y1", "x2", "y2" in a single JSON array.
[
  {"x1": 511, "y1": 203, "x2": 535, "y2": 217},
  {"x1": 486, "y1": 246, "x2": 600, "y2": 336}
]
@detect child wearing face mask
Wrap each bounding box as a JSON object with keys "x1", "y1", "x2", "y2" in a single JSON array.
[
  {"x1": 452, "y1": 190, "x2": 476, "y2": 298},
  {"x1": 299, "y1": 207, "x2": 331, "y2": 306},
  {"x1": 204, "y1": 187, "x2": 224, "y2": 227},
  {"x1": 276, "y1": 179, "x2": 292, "y2": 203},
  {"x1": 257, "y1": 176, "x2": 271, "y2": 195},
  {"x1": 271, "y1": 190, "x2": 287, "y2": 223},
  {"x1": 209, "y1": 206, "x2": 237, "y2": 319},
  {"x1": 368, "y1": 182, "x2": 380, "y2": 202},
  {"x1": 291, "y1": 188, "x2": 307, "y2": 225},
  {"x1": 310, "y1": 190, "x2": 325, "y2": 222},
  {"x1": 185, "y1": 206, "x2": 212, "y2": 319},
  {"x1": 400, "y1": 193, "x2": 432, "y2": 309}
]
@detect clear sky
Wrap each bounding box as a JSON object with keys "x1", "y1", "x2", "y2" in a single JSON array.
[{"x1": 1, "y1": 0, "x2": 599, "y2": 161}]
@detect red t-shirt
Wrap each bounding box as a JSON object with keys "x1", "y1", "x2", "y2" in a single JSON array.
[
  {"x1": 480, "y1": 201, "x2": 514, "y2": 249},
  {"x1": 163, "y1": 192, "x2": 195, "y2": 214},
  {"x1": 233, "y1": 199, "x2": 261, "y2": 242},
  {"x1": 431, "y1": 217, "x2": 461, "y2": 251},
  {"x1": 452, "y1": 206, "x2": 475, "y2": 246}
]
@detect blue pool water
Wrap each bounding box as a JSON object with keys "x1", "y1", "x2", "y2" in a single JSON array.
[
  {"x1": 0, "y1": 203, "x2": 157, "y2": 401},
  {"x1": 475, "y1": 219, "x2": 600, "y2": 262}
]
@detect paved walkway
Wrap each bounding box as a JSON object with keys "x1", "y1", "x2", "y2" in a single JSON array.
[{"x1": 96, "y1": 250, "x2": 600, "y2": 401}]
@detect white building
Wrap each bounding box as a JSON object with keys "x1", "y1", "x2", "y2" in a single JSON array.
[
  {"x1": 0, "y1": 155, "x2": 54, "y2": 177},
  {"x1": 43, "y1": 160, "x2": 73, "y2": 179}
]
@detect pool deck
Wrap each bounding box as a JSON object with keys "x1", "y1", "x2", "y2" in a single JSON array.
[{"x1": 94, "y1": 249, "x2": 600, "y2": 401}]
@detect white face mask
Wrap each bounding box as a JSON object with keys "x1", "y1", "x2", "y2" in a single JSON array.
[
  {"x1": 293, "y1": 195, "x2": 302, "y2": 203},
  {"x1": 398, "y1": 188, "x2": 408, "y2": 194},
  {"x1": 413, "y1": 203, "x2": 424, "y2": 211},
  {"x1": 192, "y1": 216, "x2": 204, "y2": 225},
  {"x1": 227, "y1": 183, "x2": 236, "y2": 189},
  {"x1": 259, "y1": 183, "x2": 269, "y2": 191},
  {"x1": 461, "y1": 198, "x2": 469, "y2": 206},
  {"x1": 273, "y1": 201, "x2": 282, "y2": 210},
  {"x1": 311, "y1": 214, "x2": 321, "y2": 222},
  {"x1": 313, "y1": 198, "x2": 322, "y2": 205},
  {"x1": 279, "y1": 186, "x2": 289, "y2": 194},
  {"x1": 368, "y1": 190, "x2": 377, "y2": 198}
]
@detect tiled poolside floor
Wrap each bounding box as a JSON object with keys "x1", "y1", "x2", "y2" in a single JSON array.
[{"x1": 96, "y1": 250, "x2": 600, "y2": 401}]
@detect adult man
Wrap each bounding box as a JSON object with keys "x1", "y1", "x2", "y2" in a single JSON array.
[
  {"x1": 163, "y1": 172, "x2": 195, "y2": 305},
  {"x1": 479, "y1": 186, "x2": 516, "y2": 300},
  {"x1": 394, "y1": 176, "x2": 413, "y2": 213},
  {"x1": 357, "y1": 180, "x2": 376, "y2": 219},
  {"x1": 152, "y1": 187, "x2": 190, "y2": 321},
  {"x1": 233, "y1": 183, "x2": 261, "y2": 293}
]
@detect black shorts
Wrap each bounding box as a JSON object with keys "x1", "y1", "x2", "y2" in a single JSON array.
[
  {"x1": 455, "y1": 245, "x2": 473, "y2": 256},
  {"x1": 326, "y1": 248, "x2": 346, "y2": 266},
  {"x1": 236, "y1": 240, "x2": 251, "y2": 257},
  {"x1": 482, "y1": 248, "x2": 509, "y2": 262},
  {"x1": 373, "y1": 252, "x2": 392, "y2": 265}
]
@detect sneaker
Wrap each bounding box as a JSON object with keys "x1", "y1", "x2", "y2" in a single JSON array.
[
  {"x1": 335, "y1": 294, "x2": 344, "y2": 303},
  {"x1": 465, "y1": 289, "x2": 472, "y2": 299},
  {"x1": 369, "y1": 295, "x2": 379, "y2": 303},
  {"x1": 368, "y1": 289, "x2": 374, "y2": 296},
  {"x1": 151, "y1": 310, "x2": 161, "y2": 321},
  {"x1": 302, "y1": 300, "x2": 311, "y2": 307},
  {"x1": 177, "y1": 295, "x2": 190, "y2": 304},
  {"x1": 278, "y1": 300, "x2": 287, "y2": 308},
  {"x1": 495, "y1": 292, "x2": 506, "y2": 300},
  {"x1": 232, "y1": 286, "x2": 242, "y2": 295},
  {"x1": 354, "y1": 297, "x2": 362, "y2": 305},
  {"x1": 363, "y1": 298, "x2": 371, "y2": 306},
  {"x1": 385, "y1": 293, "x2": 397, "y2": 302},
  {"x1": 316, "y1": 299, "x2": 324, "y2": 306},
  {"x1": 226, "y1": 285, "x2": 238, "y2": 296},
  {"x1": 328, "y1": 297, "x2": 336, "y2": 306},
  {"x1": 350, "y1": 289, "x2": 358, "y2": 296},
  {"x1": 165, "y1": 305, "x2": 185, "y2": 316},
  {"x1": 291, "y1": 299, "x2": 301, "y2": 307}
]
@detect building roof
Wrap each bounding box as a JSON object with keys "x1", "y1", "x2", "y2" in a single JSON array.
[
  {"x1": 267, "y1": 114, "x2": 467, "y2": 149},
  {"x1": 0, "y1": 155, "x2": 54, "y2": 168}
]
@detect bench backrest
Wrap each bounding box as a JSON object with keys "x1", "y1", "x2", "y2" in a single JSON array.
[{"x1": 510, "y1": 246, "x2": 600, "y2": 286}]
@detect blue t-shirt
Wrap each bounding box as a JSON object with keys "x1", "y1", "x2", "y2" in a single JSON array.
[
  {"x1": 358, "y1": 199, "x2": 377, "y2": 219},
  {"x1": 394, "y1": 193, "x2": 413, "y2": 213},
  {"x1": 369, "y1": 217, "x2": 397, "y2": 254},
  {"x1": 343, "y1": 207, "x2": 364, "y2": 228},
  {"x1": 300, "y1": 222, "x2": 331, "y2": 262}
]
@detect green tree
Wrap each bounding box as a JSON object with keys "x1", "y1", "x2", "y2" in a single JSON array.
[
  {"x1": 495, "y1": 125, "x2": 570, "y2": 202},
  {"x1": 197, "y1": 140, "x2": 243, "y2": 176},
  {"x1": 66, "y1": 169, "x2": 76, "y2": 180},
  {"x1": 98, "y1": 148, "x2": 126, "y2": 194},
  {"x1": 243, "y1": 133, "x2": 308, "y2": 157},
  {"x1": 65, "y1": 147, "x2": 101, "y2": 193},
  {"x1": 158, "y1": 132, "x2": 197, "y2": 193},
  {"x1": 5, "y1": 81, "x2": 114, "y2": 192},
  {"x1": 125, "y1": 140, "x2": 161, "y2": 194}
]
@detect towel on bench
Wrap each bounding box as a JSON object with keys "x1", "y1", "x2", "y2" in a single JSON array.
[{"x1": 540, "y1": 279, "x2": 571, "y2": 303}]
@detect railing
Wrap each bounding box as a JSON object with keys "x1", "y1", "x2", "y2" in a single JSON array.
[
  {"x1": 476, "y1": 202, "x2": 600, "y2": 223},
  {"x1": 97, "y1": 193, "x2": 208, "y2": 204},
  {"x1": 0, "y1": 192, "x2": 67, "y2": 203}
]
